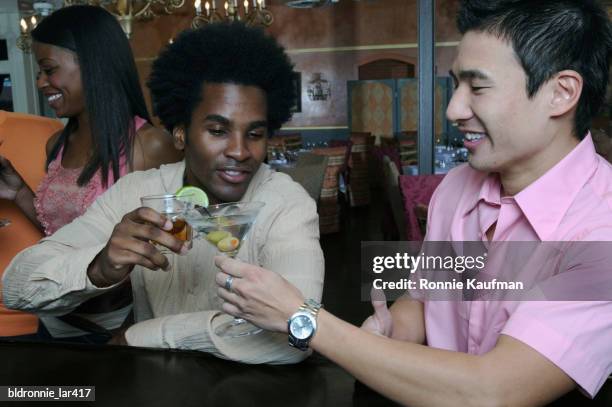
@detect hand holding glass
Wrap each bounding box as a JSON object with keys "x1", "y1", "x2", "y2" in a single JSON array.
[
  {"x1": 186, "y1": 201, "x2": 265, "y2": 338},
  {"x1": 140, "y1": 194, "x2": 193, "y2": 254}
]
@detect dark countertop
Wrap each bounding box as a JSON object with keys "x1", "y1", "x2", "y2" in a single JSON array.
[
  {"x1": 0, "y1": 339, "x2": 397, "y2": 407},
  {"x1": 1, "y1": 339, "x2": 610, "y2": 407}
]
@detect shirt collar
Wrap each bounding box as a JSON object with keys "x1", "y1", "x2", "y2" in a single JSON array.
[
  {"x1": 159, "y1": 160, "x2": 185, "y2": 193},
  {"x1": 513, "y1": 133, "x2": 598, "y2": 240},
  {"x1": 462, "y1": 134, "x2": 599, "y2": 240},
  {"x1": 464, "y1": 172, "x2": 501, "y2": 216},
  {"x1": 242, "y1": 163, "x2": 273, "y2": 201}
]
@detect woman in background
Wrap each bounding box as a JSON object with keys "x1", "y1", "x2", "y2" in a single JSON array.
[
  {"x1": 0, "y1": 5, "x2": 181, "y2": 235},
  {"x1": 0, "y1": 5, "x2": 181, "y2": 341}
]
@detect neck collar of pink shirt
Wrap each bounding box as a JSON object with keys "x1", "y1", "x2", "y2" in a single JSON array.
[
  {"x1": 462, "y1": 172, "x2": 501, "y2": 219},
  {"x1": 464, "y1": 133, "x2": 598, "y2": 240},
  {"x1": 512, "y1": 133, "x2": 598, "y2": 240}
]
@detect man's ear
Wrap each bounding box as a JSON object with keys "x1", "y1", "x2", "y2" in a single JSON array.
[
  {"x1": 549, "y1": 70, "x2": 583, "y2": 118},
  {"x1": 173, "y1": 126, "x2": 186, "y2": 150}
]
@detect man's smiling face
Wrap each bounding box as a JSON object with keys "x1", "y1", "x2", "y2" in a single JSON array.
[
  {"x1": 176, "y1": 82, "x2": 268, "y2": 204},
  {"x1": 446, "y1": 31, "x2": 555, "y2": 176}
]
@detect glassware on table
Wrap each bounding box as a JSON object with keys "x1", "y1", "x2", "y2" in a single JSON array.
[
  {"x1": 140, "y1": 193, "x2": 194, "y2": 254},
  {"x1": 285, "y1": 150, "x2": 297, "y2": 162},
  {"x1": 185, "y1": 201, "x2": 265, "y2": 338}
]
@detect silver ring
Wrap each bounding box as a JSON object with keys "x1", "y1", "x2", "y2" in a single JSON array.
[{"x1": 224, "y1": 275, "x2": 234, "y2": 292}]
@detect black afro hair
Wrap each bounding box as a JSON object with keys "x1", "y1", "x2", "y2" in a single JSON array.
[{"x1": 148, "y1": 22, "x2": 296, "y2": 133}]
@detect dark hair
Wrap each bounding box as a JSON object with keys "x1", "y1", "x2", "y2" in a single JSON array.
[
  {"x1": 457, "y1": 0, "x2": 612, "y2": 139},
  {"x1": 147, "y1": 22, "x2": 295, "y2": 133},
  {"x1": 32, "y1": 5, "x2": 151, "y2": 186}
]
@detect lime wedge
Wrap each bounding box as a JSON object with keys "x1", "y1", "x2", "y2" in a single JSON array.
[{"x1": 176, "y1": 186, "x2": 209, "y2": 207}]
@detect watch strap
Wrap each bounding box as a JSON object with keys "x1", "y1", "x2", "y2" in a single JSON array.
[
  {"x1": 299, "y1": 298, "x2": 322, "y2": 316},
  {"x1": 288, "y1": 299, "x2": 322, "y2": 351}
]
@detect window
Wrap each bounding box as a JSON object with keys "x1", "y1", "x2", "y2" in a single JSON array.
[{"x1": 0, "y1": 74, "x2": 14, "y2": 111}]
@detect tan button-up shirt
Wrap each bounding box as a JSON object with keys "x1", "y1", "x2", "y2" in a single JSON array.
[{"x1": 3, "y1": 161, "x2": 324, "y2": 364}]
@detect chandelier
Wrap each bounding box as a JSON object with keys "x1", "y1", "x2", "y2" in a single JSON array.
[
  {"x1": 191, "y1": 0, "x2": 273, "y2": 28},
  {"x1": 64, "y1": 1, "x2": 186, "y2": 38},
  {"x1": 17, "y1": 1, "x2": 186, "y2": 52},
  {"x1": 16, "y1": 1, "x2": 54, "y2": 52}
]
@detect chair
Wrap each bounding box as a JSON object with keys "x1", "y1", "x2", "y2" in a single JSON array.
[
  {"x1": 398, "y1": 131, "x2": 418, "y2": 168},
  {"x1": 312, "y1": 146, "x2": 348, "y2": 234},
  {"x1": 0, "y1": 110, "x2": 63, "y2": 336},
  {"x1": 398, "y1": 174, "x2": 445, "y2": 241},
  {"x1": 414, "y1": 203, "x2": 429, "y2": 238},
  {"x1": 382, "y1": 156, "x2": 407, "y2": 240},
  {"x1": 328, "y1": 139, "x2": 353, "y2": 198},
  {"x1": 346, "y1": 132, "x2": 371, "y2": 207},
  {"x1": 371, "y1": 143, "x2": 402, "y2": 190}
]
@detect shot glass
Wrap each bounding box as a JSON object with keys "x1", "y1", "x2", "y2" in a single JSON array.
[{"x1": 140, "y1": 193, "x2": 193, "y2": 254}]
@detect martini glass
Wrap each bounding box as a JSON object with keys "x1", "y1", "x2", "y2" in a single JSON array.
[{"x1": 186, "y1": 201, "x2": 265, "y2": 338}]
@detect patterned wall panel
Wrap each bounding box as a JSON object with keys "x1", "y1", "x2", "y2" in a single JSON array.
[
  {"x1": 400, "y1": 81, "x2": 418, "y2": 132},
  {"x1": 399, "y1": 79, "x2": 447, "y2": 139},
  {"x1": 350, "y1": 82, "x2": 394, "y2": 137}
]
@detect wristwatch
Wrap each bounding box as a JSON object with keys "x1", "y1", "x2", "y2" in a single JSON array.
[{"x1": 287, "y1": 298, "x2": 322, "y2": 351}]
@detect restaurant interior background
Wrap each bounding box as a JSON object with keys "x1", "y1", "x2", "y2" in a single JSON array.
[
  {"x1": 1, "y1": 5, "x2": 612, "y2": 405},
  {"x1": 2, "y1": 0, "x2": 466, "y2": 172},
  {"x1": 2, "y1": 0, "x2": 612, "y2": 238},
  {"x1": 3, "y1": 0, "x2": 612, "y2": 169}
]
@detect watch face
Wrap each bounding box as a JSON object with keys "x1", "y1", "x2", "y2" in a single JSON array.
[{"x1": 290, "y1": 314, "x2": 314, "y2": 340}]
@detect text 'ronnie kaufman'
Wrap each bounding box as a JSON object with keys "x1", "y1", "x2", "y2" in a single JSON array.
[{"x1": 373, "y1": 278, "x2": 524, "y2": 290}]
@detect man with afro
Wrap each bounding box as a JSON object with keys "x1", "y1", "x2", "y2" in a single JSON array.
[{"x1": 3, "y1": 23, "x2": 324, "y2": 364}]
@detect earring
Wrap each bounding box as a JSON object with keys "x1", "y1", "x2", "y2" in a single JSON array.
[{"x1": 451, "y1": 122, "x2": 459, "y2": 127}]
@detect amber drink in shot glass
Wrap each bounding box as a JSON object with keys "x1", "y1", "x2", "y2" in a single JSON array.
[{"x1": 140, "y1": 193, "x2": 194, "y2": 254}]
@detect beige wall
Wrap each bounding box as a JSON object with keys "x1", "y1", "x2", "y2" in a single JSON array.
[{"x1": 129, "y1": 0, "x2": 462, "y2": 129}]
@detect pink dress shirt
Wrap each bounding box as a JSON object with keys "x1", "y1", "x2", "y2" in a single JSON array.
[{"x1": 424, "y1": 134, "x2": 612, "y2": 397}]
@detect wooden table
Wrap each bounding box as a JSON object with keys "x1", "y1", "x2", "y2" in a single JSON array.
[{"x1": 269, "y1": 153, "x2": 328, "y2": 201}]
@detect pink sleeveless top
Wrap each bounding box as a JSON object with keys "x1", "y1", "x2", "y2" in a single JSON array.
[{"x1": 34, "y1": 117, "x2": 146, "y2": 236}]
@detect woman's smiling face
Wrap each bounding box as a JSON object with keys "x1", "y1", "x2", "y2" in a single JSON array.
[{"x1": 33, "y1": 42, "x2": 85, "y2": 119}]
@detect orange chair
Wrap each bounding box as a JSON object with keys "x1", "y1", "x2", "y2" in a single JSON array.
[{"x1": 0, "y1": 110, "x2": 63, "y2": 336}]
